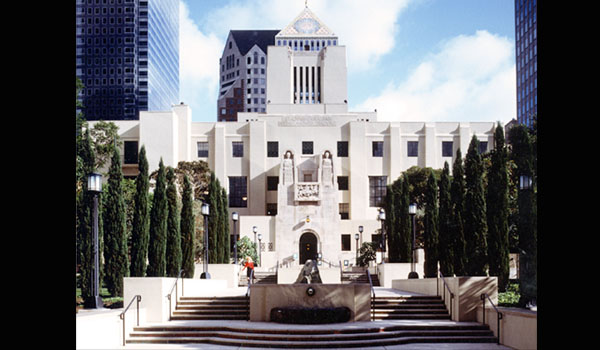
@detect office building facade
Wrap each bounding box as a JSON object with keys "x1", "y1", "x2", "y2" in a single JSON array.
[
  {"x1": 76, "y1": 0, "x2": 179, "y2": 121},
  {"x1": 217, "y1": 30, "x2": 279, "y2": 121},
  {"x1": 515, "y1": 0, "x2": 537, "y2": 127}
]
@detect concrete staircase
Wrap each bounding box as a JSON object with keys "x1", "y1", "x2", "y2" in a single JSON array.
[
  {"x1": 372, "y1": 295, "x2": 450, "y2": 320},
  {"x1": 126, "y1": 323, "x2": 497, "y2": 347},
  {"x1": 170, "y1": 296, "x2": 249, "y2": 321},
  {"x1": 342, "y1": 270, "x2": 380, "y2": 286},
  {"x1": 239, "y1": 270, "x2": 277, "y2": 286}
]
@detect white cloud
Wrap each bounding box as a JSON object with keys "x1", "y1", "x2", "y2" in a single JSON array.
[
  {"x1": 356, "y1": 30, "x2": 516, "y2": 124},
  {"x1": 179, "y1": 2, "x2": 223, "y2": 115}
]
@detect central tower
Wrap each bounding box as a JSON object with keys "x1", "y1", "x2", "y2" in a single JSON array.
[{"x1": 266, "y1": 6, "x2": 348, "y2": 114}]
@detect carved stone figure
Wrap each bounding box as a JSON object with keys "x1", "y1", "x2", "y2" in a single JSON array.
[
  {"x1": 283, "y1": 151, "x2": 294, "y2": 185},
  {"x1": 322, "y1": 151, "x2": 333, "y2": 186},
  {"x1": 294, "y1": 259, "x2": 322, "y2": 284}
]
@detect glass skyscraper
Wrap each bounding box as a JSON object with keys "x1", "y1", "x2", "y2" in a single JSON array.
[
  {"x1": 515, "y1": 0, "x2": 537, "y2": 127},
  {"x1": 76, "y1": 0, "x2": 179, "y2": 121}
]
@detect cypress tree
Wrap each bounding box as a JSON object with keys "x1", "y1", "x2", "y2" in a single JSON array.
[
  {"x1": 166, "y1": 167, "x2": 182, "y2": 277},
  {"x1": 509, "y1": 125, "x2": 536, "y2": 306},
  {"x1": 450, "y1": 149, "x2": 467, "y2": 275},
  {"x1": 384, "y1": 183, "x2": 398, "y2": 262},
  {"x1": 399, "y1": 175, "x2": 412, "y2": 262},
  {"x1": 464, "y1": 136, "x2": 488, "y2": 276},
  {"x1": 220, "y1": 188, "x2": 230, "y2": 263},
  {"x1": 423, "y1": 169, "x2": 439, "y2": 278},
  {"x1": 487, "y1": 123, "x2": 510, "y2": 291},
  {"x1": 147, "y1": 158, "x2": 168, "y2": 277},
  {"x1": 207, "y1": 172, "x2": 219, "y2": 264},
  {"x1": 77, "y1": 129, "x2": 96, "y2": 301},
  {"x1": 130, "y1": 145, "x2": 150, "y2": 277},
  {"x1": 215, "y1": 185, "x2": 225, "y2": 263},
  {"x1": 180, "y1": 175, "x2": 196, "y2": 278},
  {"x1": 103, "y1": 145, "x2": 129, "y2": 297},
  {"x1": 438, "y1": 161, "x2": 454, "y2": 276}
]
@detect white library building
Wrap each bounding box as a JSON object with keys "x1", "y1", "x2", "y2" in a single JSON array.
[{"x1": 93, "y1": 7, "x2": 497, "y2": 270}]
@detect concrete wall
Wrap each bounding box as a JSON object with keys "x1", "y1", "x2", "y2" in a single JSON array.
[
  {"x1": 249, "y1": 283, "x2": 370, "y2": 322},
  {"x1": 376, "y1": 249, "x2": 424, "y2": 287},
  {"x1": 193, "y1": 263, "x2": 238, "y2": 288},
  {"x1": 477, "y1": 306, "x2": 537, "y2": 350}
]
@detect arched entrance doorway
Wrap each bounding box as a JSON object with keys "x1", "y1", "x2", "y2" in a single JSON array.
[{"x1": 299, "y1": 232, "x2": 318, "y2": 264}]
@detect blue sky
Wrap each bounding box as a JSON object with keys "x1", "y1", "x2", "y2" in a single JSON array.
[{"x1": 179, "y1": 0, "x2": 515, "y2": 124}]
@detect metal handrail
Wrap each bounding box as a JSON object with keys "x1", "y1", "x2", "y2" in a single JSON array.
[
  {"x1": 438, "y1": 270, "x2": 455, "y2": 320},
  {"x1": 245, "y1": 268, "x2": 254, "y2": 321},
  {"x1": 481, "y1": 293, "x2": 503, "y2": 345},
  {"x1": 119, "y1": 295, "x2": 141, "y2": 346},
  {"x1": 366, "y1": 269, "x2": 376, "y2": 321},
  {"x1": 166, "y1": 269, "x2": 184, "y2": 321}
]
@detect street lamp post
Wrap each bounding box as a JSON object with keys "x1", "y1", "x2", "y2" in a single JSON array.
[
  {"x1": 253, "y1": 225, "x2": 258, "y2": 252},
  {"x1": 232, "y1": 212, "x2": 238, "y2": 265},
  {"x1": 378, "y1": 208, "x2": 386, "y2": 264},
  {"x1": 201, "y1": 202, "x2": 211, "y2": 279},
  {"x1": 86, "y1": 172, "x2": 104, "y2": 309},
  {"x1": 355, "y1": 233, "x2": 360, "y2": 265},
  {"x1": 408, "y1": 203, "x2": 418, "y2": 279},
  {"x1": 257, "y1": 233, "x2": 262, "y2": 267}
]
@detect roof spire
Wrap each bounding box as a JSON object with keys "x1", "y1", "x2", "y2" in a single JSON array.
[{"x1": 305, "y1": 0, "x2": 308, "y2": 8}]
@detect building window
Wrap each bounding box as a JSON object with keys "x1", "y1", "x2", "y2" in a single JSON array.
[
  {"x1": 302, "y1": 141, "x2": 313, "y2": 155},
  {"x1": 232, "y1": 141, "x2": 243, "y2": 157},
  {"x1": 197, "y1": 142, "x2": 209, "y2": 158},
  {"x1": 339, "y1": 203, "x2": 349, "y2": 220},
  {"x1": 479, "y1": 141, "x2": 488, "y2": 154},
  {"x1": 229, "y1": 176, "x2": 247, "y2": 208},
  {"x1": 267, "y1": 176, "x2": 279, "y2": 191},
  {"x1": 341, "y1": 234, "x2": 351, "y2": 251},
  {"x1": 123, "y1": 141, "x2": 138, "y2": 164},
  {"x1": 371, "y1": 234, "x2": 383, "y2": 251},
  {"x1": 337, "y1": 141, "x2": 348, "y2": 157},
  {"x1": 369, "y1": 176, "x2": 387, "y2": 207},
  {"x1": 266, "y1": 203, "x2": 277, "y2": 216},
  {"x1": 372, "y1": 141, "x2": 383, "y2": 157},
  {"x1": 267, "y1": 141, "x2": 278, "y2": 157},
  {"x1": 442, "y1": 141, "x2": 453, "y2": 157},
  {"x1": 338, "y1": 176, "x2": 349, "y2": 190},
  {"x1": 407, "y1": 141, "x2": 418, "y2": 157}
]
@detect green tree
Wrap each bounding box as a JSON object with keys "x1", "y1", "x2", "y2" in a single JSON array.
[
  {"x1": 487, "y1": 123, "x2": 510, "y2": 291},
  {"x1": 383, "y1": 182, "x2": 399, "y2": 262},
  {"x1": 464, "y1": 136, "x2": 488, "y2": 276},
  {"x1": 508, "y1": 125, "x2": 537, "y2": 306},
  {"x1": 438, "y1": 161, "x2": 454, "y2": 276},
  {"x1": 423, "y1": 169, "x2": 439, "y2": 278},
  {"x1": 129, "y1": 146, "x2": 150, "y2": 277},
  {"x1": 147, "y1": 158, "x2": 168, "y2": 277},
  {"x1": 450, "y1": 149, "x2": 467, "y2": 275},
  {"x1": 89, "y1": 121, "x2": 123, "y2": 171},
  {"x1": 236, "y1": 236, "x2": 258, "y2": 266},
  {"x1": 207, "y1": 172, "x2": 220, "y2": 264},
  {"x1": 398, "y1": 174, "x2": 412, "y2": 262},
  {"x1": 77, "y1": 128, "x2": 96, "y2": 301},
  {"x1": 357, "y1": 242, "x2": 377, "y2": 267},
  {"x1": 102, "y1": 146, "x2": 129, "y2": 297},
  {"x1": 180, "y1": 175, "x2": 196, "y2": 278},
  {"x1": 166, "y1": 167, "x2": 182, "y2": 277},
  {"x1": 220, "y1": 187, "x2": 231, "y2": 263}
]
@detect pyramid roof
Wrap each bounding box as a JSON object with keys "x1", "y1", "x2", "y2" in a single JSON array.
[{"x1": 276, "y1": 6, "x2": 336, "y2": 38}]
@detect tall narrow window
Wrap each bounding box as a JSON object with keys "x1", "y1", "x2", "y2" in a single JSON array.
[
  {"x1": 124, "y1": 141, "x2": 138, "y2": 164},
  {"x1": 232, "y1": 141, "x2": 243, "y2": 157},
  {"x1": 442, "y1": 141, "x2": 453, "y2": 157},
  {"x1": 229, "y1": 177, "x2": 247, "y2": 208},
  {"x1": 372, "y1": 141, "x2": 383, "y2": 157},
  {"x1": 302, "y1": 141, "x2": 313, "y2": 155},
  {"x1": 267, "y1": 141, "x2": 278, "y2": 157},
  {"x1": 197, "y1": 142, "x2": 209, "y2": 158},
  {"x1": 337, "y1": 141, "x2": 348, "y2": 157},
  {"x1": 369, "y1": 176, "x2": 387, "y2": 207},
  {"x1": 407, "y1": 141, "x2": 418, "y2": 157},
  {"x1": 293, "y1": 66, "x2": 297, "y2": 104}
]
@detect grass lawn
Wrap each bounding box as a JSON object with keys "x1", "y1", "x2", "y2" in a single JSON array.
[{"x1": 76, "y1": 286, "x2": 124, "y2": 311}]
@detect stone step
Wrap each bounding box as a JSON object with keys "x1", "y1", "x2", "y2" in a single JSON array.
[{"x1": 128, "y1": 324, "x2": 496, "y2": 347}]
